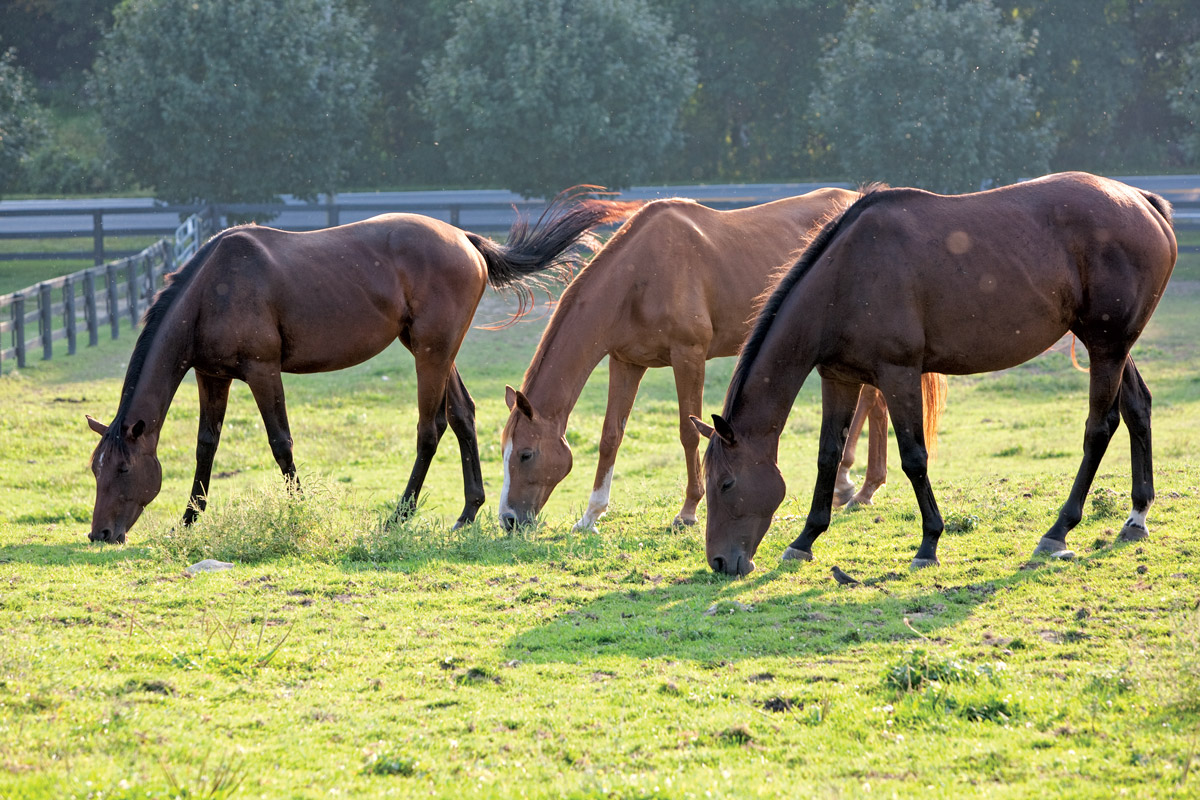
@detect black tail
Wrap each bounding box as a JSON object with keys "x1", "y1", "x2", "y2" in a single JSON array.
[
  {"x1": 1140, "y1": 189, "x2": 1174, "y2": 225},
  {"x1": 466, "y1": 185, "x2": 641, "y2": 319}
]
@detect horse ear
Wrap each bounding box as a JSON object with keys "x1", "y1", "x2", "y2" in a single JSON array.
[
  {"x1": 711, "y1": 414, "x2": 737, "y2": 446},
  {"x1": 127, "y1": 419, "x2": 146, "y2": 441},
  {"x1": 690, "y1": 415, "x2": 715, "y2": 440},
  {"x1": 511, "y1": 389, "x2": 536, "y2": 420},
  {"x1": 86, "y1": 415, "x2": 109, "y2": 436},
  {"x1": 505, "y1": 385, "x2": 518, "y2": 411}
]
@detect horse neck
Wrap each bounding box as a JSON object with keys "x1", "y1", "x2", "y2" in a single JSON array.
[
  {"x1": 726, "y1": 295, "x2": 823, "y2": 442},
  {"x1": 118, "y1": 300, "x2": 195, "y2": 436},
  {"x1": 520, "y1": 293, "x2": 618, "y2": 431}
]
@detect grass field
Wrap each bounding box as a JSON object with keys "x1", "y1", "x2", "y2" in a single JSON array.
[{"x1": 1, "y1": 238, "x2": 1200, "y2": 798}]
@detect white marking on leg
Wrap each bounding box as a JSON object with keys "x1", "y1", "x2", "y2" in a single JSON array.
[
  {"x1": 575, "y1": 467, "x2": 613, "y2": 531},
  {"x1": 1123, "y1": 508, "x2": 1148, "y2": 531},
  {"x1": 498, "y1": 441, "x2": 513, "y2": 520}
]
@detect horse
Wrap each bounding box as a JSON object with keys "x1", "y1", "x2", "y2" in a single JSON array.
[
  {"x1": 85, "y1": 189, "x2": 635, "y2": 544},
  {"x1": 693, "y1": 172, "x2": 1176, "y2": 577},
  {"x1": 498, "y1": 188, "x2": 947, "y2": 531}
]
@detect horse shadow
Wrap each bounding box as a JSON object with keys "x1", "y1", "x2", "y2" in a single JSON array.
[{"x1": 498, "y1": 542, "x2": 1131, "y2": 666}]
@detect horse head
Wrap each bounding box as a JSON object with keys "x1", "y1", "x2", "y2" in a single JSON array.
[
  {"x1": 498, "y1": 386, "x2": 572, "y2": 530},
  {"x1": 86, "y1": 415, "x2": 162, "y2": 544},
  {"x1": 692, "y1": 414, "x2": 785, "y2": 577}
]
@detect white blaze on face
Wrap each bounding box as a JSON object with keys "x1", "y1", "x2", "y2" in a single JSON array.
[
  {"x1": 575, "y1": 466, "x2": 614, "y2": 531},
  {"x1": 498, "y1": 440, "x2": 514, "y2": 520}
]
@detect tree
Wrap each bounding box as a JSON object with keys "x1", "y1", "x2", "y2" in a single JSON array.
[
  {"x1": 1169, "y1": 40, "x2": 1200, "y2": 166},
  {"x1": 0, "y1": 48, "x2": 45, "y2": 199},
  {"x1": 655, "y1": 0, "x2": 847, "y2": 182},
  {"x1": 810, "y1": 0, "x2": 1054, "y2": 193},
  {"x1": 91, "y1": 0, "x2": 377, "y2": 206},
  {"x1": 420, "y1": 0, "x2": 697, "y2": 198}
]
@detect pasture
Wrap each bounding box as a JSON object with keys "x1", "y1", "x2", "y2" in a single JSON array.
[{"x1": 2, "y1": 235, "x2": 1200, "y2": 798}]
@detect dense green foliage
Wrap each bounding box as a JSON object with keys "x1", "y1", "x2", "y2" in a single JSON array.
[
  {"x1": 90, "y1": 0, "x2": 376, "y2": 204},
  {"x1": 810, "y1": 0, "x2": 1054, "y2": 192},
  {"x1": 0, "y1": 48, "x2": 45, "y2": 198},
  {"x1": 420, "y1": 0, "x2": 696, "y2": 197},
  {"x1": 2, "y1": 0, "x2": 1200, "y2": 196}
]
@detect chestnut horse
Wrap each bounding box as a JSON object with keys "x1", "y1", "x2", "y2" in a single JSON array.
[
  {"x1": 86, "y1": 190, "x2": 634, "y2": 543},
  {"x1": 694, "y1": 172, "x2": 1176, "y2": 576},
  {"x1": 498, "y1": 189, "x2": 947, "y2": 531}
]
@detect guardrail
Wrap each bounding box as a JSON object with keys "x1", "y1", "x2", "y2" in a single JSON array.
[{"x1": 1, "y1": 211, "x2": 215, "y2": 374}]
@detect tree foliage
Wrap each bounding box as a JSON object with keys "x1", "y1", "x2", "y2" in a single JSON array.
[
  {"x1": 1170, "y1": 40, "x2": 1200, "y2": 167},
  {"x1": 91, "y1": 0, "x2": 377, "y2": 205},
  {"x1": 420, "y1": 0, "x2": 697, "y2": 198},
  {"x1": 810, "y1": 0, "x2": 1054, "y2": 192},
  {"x1": 0, "y1": 48, "x2": 46, "y2": 198}
]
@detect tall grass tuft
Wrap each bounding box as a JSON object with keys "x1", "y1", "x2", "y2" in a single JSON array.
[{"x1": 149, "y1": 475, "x2": 373, "y2": 564}]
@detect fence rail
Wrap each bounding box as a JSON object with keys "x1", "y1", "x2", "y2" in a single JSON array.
[{"x1": 1, "y1": 212, "x2": 214, "y2": 374}]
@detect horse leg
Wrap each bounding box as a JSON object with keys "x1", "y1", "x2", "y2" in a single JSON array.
[
  {"x1": 783, "y1": 378, "x2": 862, "y2": 562},
  {"x1": 244, "y1": 365, "x2": 298, "y2": 488},
  {"x1": 877, "y1": 370, "x2": 943, "y2": 568},
  {"x1": 576, "y1": 358, "x2": 647, "y2": 531},
  {"x1": 849, "y1": 387, "x2": 889, "y2": 507},
  {"x1": 1116, "y1": 358, "x2": 1154, "y2": 542},
  {"x1": 833, "y1": 385, "x2": 873, "y2": 507},
  {"x1": 1034, "y1": 353, "x2": 1126, "y2": 556},
  {"x1": 394, "y1": 349, "x2": 454, "y2": 524},
  {"x1": 670, "y1": 344, "x2": 708, "y2": 527},
  {"x1": 444, "y1": 364, "x2": 485, "y2": 529},
  {"x1": 183, "y1": 373, "x2": 232, "y2": 525}
]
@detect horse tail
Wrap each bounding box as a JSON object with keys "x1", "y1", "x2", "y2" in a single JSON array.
[
  {"x1": 921, "y1": 372, "x2": 948, "y2": 459},
  {"x1": 1139, "y1": 190, "x2": 1173, "y2": 225},
  {"x1": 465, "y1": 186, "x2": 642, "y2": 320}
]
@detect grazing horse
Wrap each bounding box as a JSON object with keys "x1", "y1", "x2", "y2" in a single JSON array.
[
  {"x1": 498, "y1": 189, "x2": 947, "y2": 531},
  {"x1": 86, "y1": 190, "x2": 634, "y2": 543},
  {"x1": 694, "y1": 172, "x2": 1176, "y2": 576}
]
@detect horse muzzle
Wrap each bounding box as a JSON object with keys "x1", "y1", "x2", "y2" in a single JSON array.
[
  {"x1": 710, "y1": 552, "x2": 755, "y2": 577},
  {"x1": 89, "y1": 525, "x2": 126, "y2": 544}
]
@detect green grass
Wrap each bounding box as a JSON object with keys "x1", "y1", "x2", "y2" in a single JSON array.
[
  {"x1": 0, "y1": 236, "x2": 162, "y2": 295},
  {"x1": 2, "y1": 251, "x2": 1200, "y2": 798}
]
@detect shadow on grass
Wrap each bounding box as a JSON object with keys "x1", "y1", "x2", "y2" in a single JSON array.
[
  {"x1": 0, "y1": 541, "x2": 157, "y2": 567},
  {"x1": 497, "y1": 540, "x2": 1140, "y2": 665}
]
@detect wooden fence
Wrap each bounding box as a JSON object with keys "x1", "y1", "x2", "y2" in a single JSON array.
[{"x1": 0, "y1": 212, "x2": 214, "y2": 374}]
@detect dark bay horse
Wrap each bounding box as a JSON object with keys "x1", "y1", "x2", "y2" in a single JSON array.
[
  {"x1": 498, "y1": 189, "x2": 946, "y2": 531},
  {"x1": 86, "y1": 190, "x2": 634, "y2": 543},
  {"x1": 693, "y1": 172, "x2": 1176, "y2": 576}
]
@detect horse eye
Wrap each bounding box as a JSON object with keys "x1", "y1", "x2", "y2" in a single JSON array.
[
  {"x1": 117, "y1": 464, "x2": 131, "y2": 475},
  {"x1": 720, "y1": 477, "x2": 735, "y2": 492},
  {"x1": 519, "y1": 450, "x2": 534, "y2": 463}
]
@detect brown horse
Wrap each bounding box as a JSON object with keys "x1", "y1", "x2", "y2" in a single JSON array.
[
  {"x1": 498, "y1": 189, "x2": 946, "y2": 531},
  {"x1": 694, "y1": 172, "x2": 1176, "y2": 576},
  {"x1": 86, "y1": 190, "x2": 634, "y2": 543}
]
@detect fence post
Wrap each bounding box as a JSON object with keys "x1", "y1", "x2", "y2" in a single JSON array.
[
  {"x1": 84, "y1": 269, "x2": 98, "y2": 346},
  {"x1": 64, "y1": 275, "x2": 77, "y2": 356},
  {"x1": 93, "y1": 211, "x2": 105, "y2": 266},
  {"x1": 13, "y1": 293, "x2": 26, "y2": 369},
  {"x1": 450, "y1": 204, "x2": 461, "y2": 227},
  {"x1": 126, "y1": 258, "x2": 138, "y2": 327},
  {"x1": 39, "y1": 282, "x2": 53, "y2": 361},
  {"x1": 326, "y1": 197, "x2": 339, "y2": 228},
  {"x1": 106, "y1": 263, "x2": 119, "y2": 339}
]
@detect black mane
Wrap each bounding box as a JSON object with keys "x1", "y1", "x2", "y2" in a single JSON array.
[
  {"x1": 721, "y1": 186, "x2": 904, "y2": 416},
  {"x1": 99, "y1": 230, "x2": 229, "y2": 450}
]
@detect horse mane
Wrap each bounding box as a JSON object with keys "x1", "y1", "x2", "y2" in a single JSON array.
[
  {"x1": 723, "y1": 184, "x2": 895, "y2": 417},
  {"x1": 97, "y1": 230, "x2": 229, "y2": 455}
]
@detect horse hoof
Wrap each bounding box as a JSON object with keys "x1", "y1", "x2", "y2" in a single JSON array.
[
  {"x1": 1118, "y1": 523, "x2": 1149, "y2": 542},
  {"x1": 833, "y1": 487, "x2": 855, "y2": 508},
  {"x1": 1049, "y1": 549, "x2": 1076, "y2": 560},
  {"x1": 781, "y1": 547, "x2": 813, "y2": 562},
  {"x1": 672, "y1": 515, "x2": 697, "y2": 528},
  {"x1": 1033, "y1": 536, "x2": 1069, "y2": 556},
  {"x1": 909, "y1": 557, "x2": 940, "y2": 570}
]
